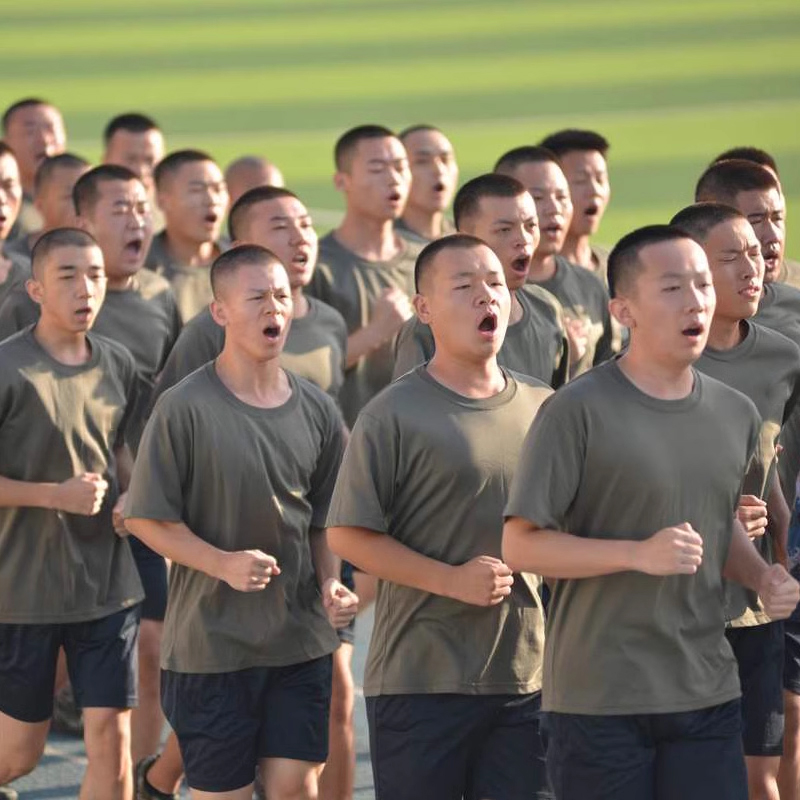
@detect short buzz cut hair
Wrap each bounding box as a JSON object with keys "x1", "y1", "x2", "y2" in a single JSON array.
[
  {"x1": 334, "y1": 124, "x2": 396, "y2": 171},
  {"x1": 34, "y1": 152, "x2": 90, "y2": 196},
  {"x1": 712, "y1": 146, "x2": 778, "y2": 176},
  {"x1": 538, "y1": 129, "x2": 610, "y2": 158},
  {"x1": 2, "y1": 97, "x2": 51, "y2": 133},
  {"x1": 453, "y1": 173, "x2": 527, "y2": 231},
  {"x1": 399, "y1": 124, "x2": 444, "y2": 141},
  {"x1": 414, "y1": 232, "x2": 488, "y2": 293},
  {"x1": 73, "y1": 164, "x2": 139, "y2": 216},
  {"x1": 695, "y1": 159, "x2": 780, "y2": 205},
  {"x1": 210, "y1": 243, "x2": 283, "y2": 299},
  {"x1": 494, "y1": 145, "x2": 560, "y2": 175},
  {"x1": 154, "y1": 148, "x2": 216, "y2": 191},
  {"x1": 670, "y1": 203, "x2": 747, "y2": 246},
  {"x1": 30, "y1": 227, "x2": 100, "y2": 279},
  {"x1": 103, "y1": 112, "x2": 160, "y2": 145},
  {"x1": 0, "y1": 141, "x2": 17, "y2": 161},
  {"x1": 607, "y1": 224, "x2": 693, "y2": 299},
  {"x1": 228, "y1": 185, "x2": 300, "y2": 240}
]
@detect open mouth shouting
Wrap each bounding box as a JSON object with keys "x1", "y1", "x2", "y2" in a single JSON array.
[
  {"x1": 681, "y1": 321, "x2": 705, "y2": 343},
  {"x1": 263, "y1": 319, "x2": 283, "y2": 342},
  {"x1": 762, "y1": 247, "x2": 781, "y2": 276},
  {"x1": 510, "y1": 253, "x2": 532, "y2": 277},
  {"x1": 477, "y1": 310, "x2": 499, "y2": 338},
  {"x1": 123, "y1": 236, "x2": 144, "y2": 259},
  {"x1": 203, "y1": 210, "x2": 220, "y2": 229}
]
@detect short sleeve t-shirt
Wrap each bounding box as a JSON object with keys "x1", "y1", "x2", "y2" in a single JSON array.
[
  {"x1": 0, "y1": 237, "x2": 31, "y2": 306},
  {"x1": 755, "y1": 282, "x2": 800, "y2": 508},
  {"x1": 696, "y1": 321, "x2": 800, "y2": 625},
  {"x1": 151, "y1": 297, "x2": 348, "y2": 406},
  {"x1": 529, "y1": 255, "x2": 613, "y2": 375},
  {"x1": 125, "y1": 365, "x2": 344, "y2": 673},
  {"x1": 145, "y1": 230, "x2": 224, "y2": 324},
  {"x1": 394, "y1": 216, "x2": 456, "y2": 245},
  {"x1": 506, "y1": 359, "x2": 761, "y2": 715},
  {"x1": 327, "y1": 366, "x2": 552, "y2": 697},
  {"x1": 308, "y1": 232, "x2": 420, "y2": 426},
  {"x1": 393, "y1": 286, "x2": 568, "y2": 388},
  {"x1": 0, "y1": 329, "x2": 144, "y2": 623}
]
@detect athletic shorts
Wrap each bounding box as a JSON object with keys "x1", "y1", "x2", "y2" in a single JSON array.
[
  {"x1": 543, "y1": 699, "x2": 746, "y2": 800},
  {"x1": 0, "y1": 605, "x2": 141, "y2": 723},
  {"x1": 161, "y1": 654, "x2": 332, "y2": 793},
  {"x1": 726, "y1": 622, "x2": 784, "y2": 755},
  {"x1": 337, "y1": 560, "x2": 356, "y2": 646},
  {"x1": 129, "y1": 535, "x2": 168, "y2": 622},
  {"x1": 366, "y1": 691, "x2": 552, "y2": 800}
]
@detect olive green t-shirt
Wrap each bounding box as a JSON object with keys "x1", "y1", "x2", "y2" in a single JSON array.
[
  {"x1": 0, "y1": 328, "x2": 144, "y2": 623},
  {"x1": 145, "y1": 230, "x2": 225, "y2": 324},
  {"x1": 528, "y1": 255, "x2": 613, "y2": 375},
  {"x1": 327, "y1": 366, "x2": 552, "y2": 696},
  {"x1": 125, "y1": 364, "x2": 344, "y2": 673},
  {"x1": 506, "y1": 359, "x2": 760, "y2": 715},
  {"x1": 393, "y1": 286, "x2": 569, "y2": 388},
  {"x1": 755, "y1": 281, "x2": 800, "y2": 509},
  {"x1": 696, "y1": 321, "x2": 800, "y2": 626},
  {"x1": 308, "y1": 232, "x2": 420, "y2": 427},
  {"x1": 779, "y1": 258, "x2": 800, "y2": 290},
  {"x1": 151, "y1": 297, "x2": 348, "y2": 408},
  {"x1": 0, "y1": 239, "x2": 30, "y2": 310}
]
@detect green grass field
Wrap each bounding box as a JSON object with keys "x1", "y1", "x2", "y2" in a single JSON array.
[{"x1": 2, "y1": 0, "x2": 799, "y2": 254}]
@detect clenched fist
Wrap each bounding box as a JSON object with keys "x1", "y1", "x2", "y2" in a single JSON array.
[
  {"x1": 219, "y1": 550, "x2": 281, "y2": 592},
  {"x1": 52, "y1": 473, "x2": 108, "y2": 516},
  {"x1": 636, "y1": 522, "x2": 704, "y2": 576},
  {"x1": 322, "y1": 578, "x2": 359, "y2": 629},
  {"x1": 737, "y1": 495, "x2": 768, "y2": 541},
  {"x1": 448, "y1": 556, "x2": 514, "y2": 607},
  {"x1": 759, "y1": 564, "x2": 800, "y2": 620}
]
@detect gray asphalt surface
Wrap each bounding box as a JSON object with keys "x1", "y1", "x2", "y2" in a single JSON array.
[{"x1": 7, "y1": 608, "x2": 376, "y2": 799}]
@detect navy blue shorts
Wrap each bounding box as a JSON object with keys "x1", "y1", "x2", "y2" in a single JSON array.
[
  {"x1": 543, "y1": 699, "x2": 746, "y2": 800},
  {"x1": 129, "y1": 535, "x2": 168, "y2": 622},
  {"x1": 162, "y1": 655, "x2": 333, "y2": 793},
  {"x1": 0, "y1": 605, "x2": 141, "y2": 723},
  {"x1": 366, "y1": 692, "x2": 552, "y2": 800},
  {"x1": 726, "y1": 622, "x2": 784, "y2": 756}
]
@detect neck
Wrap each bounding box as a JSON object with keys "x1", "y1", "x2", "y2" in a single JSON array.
[
  {"x1": 400, "y1": 206, "x2": 443, "y2": 241},
  {"x1": 617, "y1": 346, "x2": 694, "y2": 400},
  {"x1": 291, "y1": 286, "x2": 309, "y2": 318},
  {"x1": 706, "y1": 317, "x2": 746, "y2": 351},
  {"x1": 560, "y1": 233, "x2": 593, "y2": 269},
  {"x1": 509, "y1": 290, "x2": 523, "y2": 325},
  {"x1": 214, "y1": 345, "x2": 291, "y2": 409},
  {"x1": 528, "y1": 252, "x2": 557, "y2": 282},
  {"x1": 33, "y1": 317, "x2": 91, "y2": 366},
  {"x1": 105, "y1": 271, "x2": 135, "y2": 292},
  {"x1": 426, "y1": 351, "x2": 506, "y2": 399},
  {"x1": 164, "y1": 230, "x2": 215, "y2": 267},
  {"x1": 335, "y1": 211, "x2": 401, "y2": 261}
]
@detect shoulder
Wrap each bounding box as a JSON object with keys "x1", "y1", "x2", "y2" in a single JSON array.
[
  {"x1": 291, "y1": 371, "x2": 343, "y2": 428},
  {"x1": 0, "y1": 329, "x2": 36, "y2": 377},
  {"x1": 751, "y1": 321, "x2": 800, "y2": 362},
  {"x1": 696, "y1": 369, "x2": 760, "y2": 422},
  {"x1": 519, "y1": 283, "x2": 564, "y2": 325},
  {"x1": 308, "y1": 296, "x2": 347, "y2": 331},
  {"x1": 152, "y1": 363, "x2": 215, "y2": 416},
  {"x1": 89, "y1": 332, "x2": 138, "y2": 378},
  {"x1": 135, "y1": 268, "x2": 175, "y2": 301},
  {"x1": 563, "y1": 257, "x2": 608, "y2": 295},
  {"x1": 181, "y1": 306, "x2": 222, "y2": 341}
]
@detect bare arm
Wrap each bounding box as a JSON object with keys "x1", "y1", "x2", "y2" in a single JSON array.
[
  {"x1": 502, "y1": 517, "x2": 704, "y2": 578},
  {"x1": 328, "y1": 525, "x2": 513, "y2": 607},
  {"x1": 767, "y1": 472, "x2": 791, "y2": 568},
  {"x1": 311, "y1": 526, "x2": 358, "y2": 628},
  {"x1": 724, "y1": 517, "x2": 799, "y2": 620},
  {"x1": 126, "y1": 517, "x2": 279, "y2": 592},
  {"x1": 0, "y1": 474, "x2": 107, "y2": 515},
  {"x1": 310, "y1": 527, "x2": 341, "y2": 589}
]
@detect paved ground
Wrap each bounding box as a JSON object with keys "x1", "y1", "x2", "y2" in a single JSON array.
[{"x1": 8, "y1": 608, "x2": 376, "y2": 799}]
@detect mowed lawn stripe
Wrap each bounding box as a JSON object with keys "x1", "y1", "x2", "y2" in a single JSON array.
[{"x1": 4, "y1": 35, "x2": 797, "y2": 115}]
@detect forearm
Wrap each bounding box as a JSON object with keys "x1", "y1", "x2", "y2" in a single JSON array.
[
  {"x1": 125, "y1": 517, "x2": 225, "y2": 580},
  {"x1": 768, "y1": 472, "x2": 790, "y2": 564},
  {"x1": 328, "y1": 525, "x2": 455, "y2": 598},
  {"x1": 346, "y1": 324, "x2": 386, "y2": 368},
  {"x1": 502, "y1": 517, "x2": 638, "y2": 578},
  {"x1": 114, "y1": 445, "x2": 134, "y2": 492},
  {"x1": 310, "y1": 527, "x2": 341, "y2": 588},
  {"x1": 723, "y1": 518, "x2": 770, "y2": 591},
  {"x1": 0, "y1": 475, "x2": 58, "y2": 509}
]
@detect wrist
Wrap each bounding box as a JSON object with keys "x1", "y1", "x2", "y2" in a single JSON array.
[
  {"x1": 624, "y1": 540, "x2": 644, "y2": 573},
  {"x1": 40, "y1": 482, "x2": 59, "y2": 511}
]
